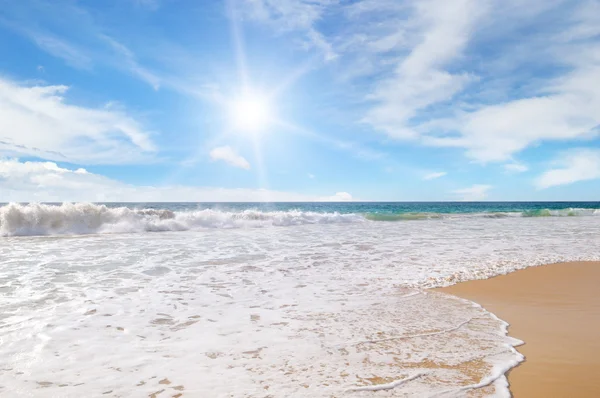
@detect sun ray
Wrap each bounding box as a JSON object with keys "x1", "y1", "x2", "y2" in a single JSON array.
[
  {"x1": 251, "y1": 133, "x2": 271, "y2": 201},
  {"x1": 227, "y1": 0, "x2": 249, "y2": 90},
  {"x1": 268, "y1": 56, "x2": 320, "y2": 99}
]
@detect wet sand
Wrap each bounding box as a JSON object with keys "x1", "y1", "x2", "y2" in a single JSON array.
[{"x1": 437, "y1": 261, "x2": 600, "y2": 397}]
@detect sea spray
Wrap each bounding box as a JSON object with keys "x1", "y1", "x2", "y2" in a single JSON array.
[{"x1": 0, "y1": 202, "x2": 364, "y2": 236}]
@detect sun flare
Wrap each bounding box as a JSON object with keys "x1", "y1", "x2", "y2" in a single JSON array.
[{"x1": 230, "y1": 94, "x2": 271, "y2": 133}]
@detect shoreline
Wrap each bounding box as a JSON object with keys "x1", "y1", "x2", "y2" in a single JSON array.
[{"x1": 436, "y1": 261, "x2": 600, "y2": 397}]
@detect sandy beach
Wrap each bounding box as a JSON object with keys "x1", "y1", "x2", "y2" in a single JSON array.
[{"x1": 438, "y1": 261, "x2": 600, "y2": 397}]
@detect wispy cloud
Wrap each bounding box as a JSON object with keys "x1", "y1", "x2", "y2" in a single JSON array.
[
  {"x1": 0, "y1": 77, "x2": 155, "y2": 164},
  {"x1": 453, "y1": 184, "x2": 492, "y2": 201},
  {"x1": 240, "y1": 0, "x2": 337, "y2": 61},
  {"x1": 0, "y1": 2, "x2": 97, "y2": 71},
  {"x1": 0, "y1": 1, "x2": 201, "y2": 94},
  {"x1": 423, "y1": 171, "x2": 447, "y2": 180},
  {"x1": 209, "y1": 146, "x2": 251, "y2": 169},
  {"x1": 535, "y1": 149, "x2": 600, "y2": 189},
  {"x1": 504, "y1": 162, "x2": 528, "y2": 173},
  {"x1": 100, "y1": 35, "x2": 161, "y2": 90},
  {"x1": 31, "y1": 34, "x2": 93, "y2": 70}
]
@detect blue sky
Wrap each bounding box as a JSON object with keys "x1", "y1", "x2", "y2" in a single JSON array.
[{"x1": 1, "y1": 0, "x2": 599, "y2": 201}]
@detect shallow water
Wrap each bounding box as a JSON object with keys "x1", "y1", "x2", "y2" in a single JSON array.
[{"x1": 1, "y1": 205, "x2": 599, "y2": 397}]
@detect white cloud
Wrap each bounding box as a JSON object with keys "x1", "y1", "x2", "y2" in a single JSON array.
[
  {"x1": 0, "y1": 77, "x2": 155, "y2": 164},
  {"x1": 423, "y1": 171, "x2": 447, "y2": 180},
  {"x1": 209, "y1": 146, "x2": 251, "y2": 170},
  {"x1": 0, "y1": 159, "x2": 349, "y2": 202},
  {"x1": 504, "y1": 163, "x2": 528, "y2": 173},
  {"x1": 321, "y1": 191, "x2": 353, "y2": 201},
  {"x1": 308, "y1": 173, "x2": 315, "y2": 179},
  {"x1": 363, "y1": 0, "x2": 487, "y2": 139},
  {"x1": 453, "y1": 184, "x2": 492, "y2": 201},
  {"x1": 436, "y1": 66, "x2": 600, "y2": 161},
  {"x1": 362, "y1": 0, "x2": 600, "y2": 163},
  {"x1": 535, "y1": 149, "x2": 600, "y2": 189}
]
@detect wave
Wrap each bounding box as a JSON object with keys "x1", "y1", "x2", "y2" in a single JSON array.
[
  {"x1": 364, "y1": 208, "x2": 600, "y2": 221},
  {"x1": 2, "y1": 203, "x2": 600, "y2": 236},
  {"x1": 0, "y1": 203, "x2": 365, "y2": 236},
  {"x1": 520, "y1": 208, "x2": 600, "y2": 217}
]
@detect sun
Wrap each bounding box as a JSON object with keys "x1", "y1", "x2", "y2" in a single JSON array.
[{"x1": 230, "y1": 93, "x2": 272, "y2": 133}]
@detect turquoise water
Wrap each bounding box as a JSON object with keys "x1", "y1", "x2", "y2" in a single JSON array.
[{"x1": 99, "y1": 201, "x2": 600, "y2": 217}]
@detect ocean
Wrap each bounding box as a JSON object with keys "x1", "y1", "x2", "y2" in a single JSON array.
[{"x1": 1, "y1": 202, "x2": 599, "y2": 397}]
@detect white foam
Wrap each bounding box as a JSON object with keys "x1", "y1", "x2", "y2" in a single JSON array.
[
  {"x1": 1, "y1": 215, "x2": 599, "y2": 396},
  {"x1": 346, "y1": 372, "x2": 428, "y2": 392},
  {"x1": 0, "y1": 203, "x2": 365, "y2": 236}
]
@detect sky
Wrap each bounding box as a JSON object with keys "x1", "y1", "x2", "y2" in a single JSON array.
[{"x1": 1, "y1": 0, "x2": 599, "y2": 202}]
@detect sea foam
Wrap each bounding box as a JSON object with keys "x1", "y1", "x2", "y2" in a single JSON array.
[
  {"x1": 1, "y1": 210, "x2": 599, "y2": 396},
  {"x1": 2, "y1": 202, "x2": 600, "y2": 237},
  {"x1": 0, "y1": 203, "x2": 364, "y2": 236}
]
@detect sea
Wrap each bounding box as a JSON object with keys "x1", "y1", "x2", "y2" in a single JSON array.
[{"x1": 1, "y1": 201, "x2": 599, "y2": 397}]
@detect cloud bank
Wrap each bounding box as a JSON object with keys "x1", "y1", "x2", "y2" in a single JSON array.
[{"x1": 0, "y1": 159, "x2": 351, "y2": 202}]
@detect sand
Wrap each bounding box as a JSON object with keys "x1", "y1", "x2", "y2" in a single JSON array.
[{"x1": 437, "y1": 261, "x2": 600, "y2": 397}]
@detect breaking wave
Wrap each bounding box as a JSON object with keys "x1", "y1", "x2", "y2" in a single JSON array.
[
  {"x1": 0, "y1": 203, "x2": 364, "y2": 236},
  {"x1": 520, "y1": 208, "x2": 600, "y2": 217},
  {"x1": 1, "y1": 203, "x2": 600, "y2": 236}
]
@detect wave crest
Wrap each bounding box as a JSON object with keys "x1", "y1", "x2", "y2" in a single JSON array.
[{"x1": 0, "y1": 203, "x2": 364, "y2": 236}]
